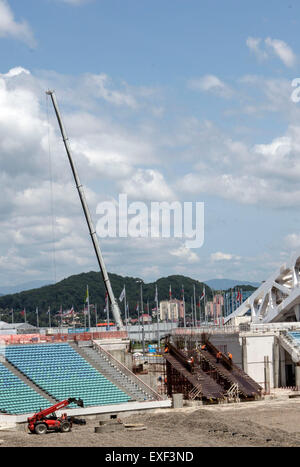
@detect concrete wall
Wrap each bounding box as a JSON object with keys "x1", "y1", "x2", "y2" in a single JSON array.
[{"x1": 245, "y1": 335, "x2": 274, "y2": 388}]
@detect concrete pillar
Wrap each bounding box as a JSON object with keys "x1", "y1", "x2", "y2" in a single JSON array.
[
  {"x1": 242, "y1": 337, "x2": 248, "y2": 373},
  {"x1": 295, "y1": 304, "x2": 300, "y2": 322},
  {"x1": 295, "y1": 363, "x2": 300, "y2": 390},
  {"x1": 172, "y1": 393, "x2": 183, "y2": 408},
  {"x1": 280, "y1": 347, "x2": 286, "y2": 387},
  {"x1": 273, "y1": 338, "x2": 280, "y2": 388},
  {"x1": 264, "y1": 356, "x2": 270, "y2": 394}
]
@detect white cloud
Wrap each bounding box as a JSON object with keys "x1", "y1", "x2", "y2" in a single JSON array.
[
  {"x1": 119, "y1": 169, "x2": 175, "y2": 201},
  {"x1": 84, "y1": 73, "x2": 138, "y2": 109},
  {"x1": 284, "y1": 233, "x2": 300, "y2": 249},
  {"x1": 170, "y1": 245, "x2": 199, "y2": 263},
  {"x1": 176, "y1": 115, "x2": 300, "y2": 208},
  {"x1": 188, "y1": 74, "x2": 233, "y2": 98},
  {"x1": 210, "y1": 252, "x2": 241, "y2": 262},
  {"x1": 265, "y1": 37, "x2": 296, "y2": 67},
  {"x1": 246, "y1": 36, "x2": 296, "y2": 67},
  {"x1": 0, "y1": 0, "x2": 36, "y2": 47},
  {"x1": 246, "y1": 37, "x2": 268, "y2": 61}
]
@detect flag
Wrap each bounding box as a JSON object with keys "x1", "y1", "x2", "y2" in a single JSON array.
[
  {"x1": 104, "y1": 292, "x2": 108, "y2": 311},
  {"x1": 85, "y1": 286, "x2": 89, "y2": 303},
  {"x1": 154, "y1": 285, "x2": 158, "y2": 303},
  {"x1": 119, "y1": 286, "x2": 126, "y2": 302},
  {"x1": 20, "y1": 310, "x2": 25, "y2": 316},
  {"x1": 237, "y1": 289, "x2": 242, "y2": 303},
  {"x1": 169, "y1": 285, "x2": 172, "y2": 300},
  {"x1": 200, "y1": 287, "x2": 205, "y2": 301},
  {"x1": 181, "y1": 285, "x2": 185, "y2": 300},
  {"x1": 47, "y1": 306, "x2": 51, "y2": 314},
  {"x1": 136, "y1": 302, "x2": 139, "y2": 312}
]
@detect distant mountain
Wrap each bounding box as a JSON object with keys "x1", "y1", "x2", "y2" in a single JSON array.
[
  {"x1": 204, "y1": 278, "x2": 261, "y2": 290},
  {"x1": 0, "y1": 280, "x2": 52, "y2": 295},
  {"x1": 0, "y1": 271, "x2": 213, "y2": 327}
]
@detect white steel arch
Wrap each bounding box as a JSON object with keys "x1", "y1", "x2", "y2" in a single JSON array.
[{"x1": 225, "y1": 254, "x2": 300, "y2": 324}]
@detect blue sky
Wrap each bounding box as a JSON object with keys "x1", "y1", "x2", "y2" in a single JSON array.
[{"x1": 1, "y1": 0, "x2": 300, "y2": 287}]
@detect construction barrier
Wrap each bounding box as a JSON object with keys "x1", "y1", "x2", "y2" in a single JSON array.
[{"x1": 0, "y1": 331, "x2": 128, "y2": 345}]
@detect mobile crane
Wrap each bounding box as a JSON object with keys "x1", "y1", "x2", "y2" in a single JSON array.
[{"x1": 28, "y1": 398, "x2": 84, "y2": 434}]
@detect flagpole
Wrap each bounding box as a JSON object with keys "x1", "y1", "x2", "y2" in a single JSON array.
[
  {"x1": 48, "y1": 307, "x2": 51, "y2": 328},
  {"x1": 24, "y1": 308, "x2": 27, "y2": 324},
  {"x1": 193, "y1": 285, "x2": 197, "y2": 328},
  {"x1": 182, "y1": 285, "x2": 186, "y2": 328},
  {"x1": 137, "y1": 302, "x2": 141, "y2": 344},
  {"x1": 106, "y1": 293, "x2": 110, "y2": 330},
  {"x1": 124, "y1": 286, "x2": 127, "y2": 333},
  {"x1": 204, "y1": 288, "x2": 207, "y2": 325},
  {"x1": 140, "y1": 283, "x2": 145, "y2": 356},
  {"x1": 95, "y1": 304, "x2": 98, "y2": 329},
  {"x1": 11, "y1": 308, "x2": 14, "y2": 324},
  {"x1": 87, "y1": 285, "x2": 91, "y2": 329},
  {"x1": 36, "y1": 307, "x2": 39, "y2": 328},
  {"x1": 155, "y1": 284, "x2": 160, "y2": 351}
]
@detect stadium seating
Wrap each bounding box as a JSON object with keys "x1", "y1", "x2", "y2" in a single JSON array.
[
  {"x1": 288, "y1": 332, "x2": 300, "y2": 344},
  {"x1": 3, "y1": 343, "x2": 131, "y2": 408},
  {"x1": 0, "y1": 362, "x2": 50, "y2": 415}
]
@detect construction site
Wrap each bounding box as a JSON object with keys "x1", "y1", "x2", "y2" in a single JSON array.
[{"x1": 2, "y1": 93, "x2": 300, "y2": 448}]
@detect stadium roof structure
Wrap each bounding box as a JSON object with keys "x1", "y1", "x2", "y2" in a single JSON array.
[{"x1": 225, "y1": 254, "x2": 300, "y2": 324}]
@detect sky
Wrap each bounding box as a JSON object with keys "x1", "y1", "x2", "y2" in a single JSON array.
[{"x1": 1, "y1": 0, "x2": 300, "y2": 286}]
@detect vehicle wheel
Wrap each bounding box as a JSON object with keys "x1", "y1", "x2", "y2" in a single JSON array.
[
  {"x1": 34, "y1": 423, "x2": 47, "y2": 435},
  {"x1": 60, "y1": 421, "x2": 71, "y2": 433}
]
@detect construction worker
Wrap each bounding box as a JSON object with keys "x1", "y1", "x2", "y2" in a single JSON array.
[
  {"x1": 189, "y1": 355, "x2": 195, "y2": 373},
  {"x1": 227, "y1": 352, "x2": 233, "y2": 366},
  {"x1": 164, "y1": 345, "x2": 169, "y2": 353},
  {"x1": 216, "y1": 351, "x2": 222, "y2": 364},
  {"x1": 201, "y1": 344, "x2": 207, "y2": 351}
]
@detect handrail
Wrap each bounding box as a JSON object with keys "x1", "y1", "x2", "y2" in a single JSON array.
[
  {"x1": 278, "y1": 331, "x2": 300, "y2": 362},
  {"x1": 92, "y1": 340, "x2": 164, "y2": 401}
]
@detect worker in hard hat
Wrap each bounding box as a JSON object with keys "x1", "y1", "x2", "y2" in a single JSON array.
[
  {"x1": 189, "y1": 355, "x2": 195, "y2": 373},
  {"x1": 216, "y1": 351, "x2": 222, "y2": 363}
]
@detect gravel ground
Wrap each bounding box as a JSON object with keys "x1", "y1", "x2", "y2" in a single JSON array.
[{"x1": 1, "y1": 395, "x2": 300, "y2": 448}]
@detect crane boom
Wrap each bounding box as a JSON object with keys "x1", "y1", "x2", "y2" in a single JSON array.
[{"x1": 46, "y1": 90, "x2": 124, "y2": 330}]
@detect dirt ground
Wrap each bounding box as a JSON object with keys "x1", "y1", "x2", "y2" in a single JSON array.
[{"x1": 1, "y1": 393, "x2": 300, "y2": 448}]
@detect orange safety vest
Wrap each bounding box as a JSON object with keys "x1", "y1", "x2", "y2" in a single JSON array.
[{"x1": 228, "y1": 353, "x2": 232, "y2": 359}]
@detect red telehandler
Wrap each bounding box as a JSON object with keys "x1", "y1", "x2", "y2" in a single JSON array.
[{"x1": 28, "y1": 398, "x2": 84, "y2": 435}]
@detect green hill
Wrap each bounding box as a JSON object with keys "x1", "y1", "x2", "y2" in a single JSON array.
[{"x1": 0, "y1": 271, "x2": 212, "y2": 327}]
